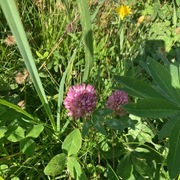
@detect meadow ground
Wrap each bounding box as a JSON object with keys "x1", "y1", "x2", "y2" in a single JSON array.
[{"x1": 0, "y1": 0, "x2": 180, "y2": 179}]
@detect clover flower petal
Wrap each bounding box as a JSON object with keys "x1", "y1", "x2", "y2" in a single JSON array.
[
  {"x1": 64, "y1": 84, "x2": 97, "y2": 119},
  {"x1": 106, "y1": 90, "x2": 128, "y2": 116}
]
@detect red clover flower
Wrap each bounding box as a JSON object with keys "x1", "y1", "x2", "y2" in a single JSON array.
[
  {"x1": 64, "y1": 84, "x2": 97, "y2": 119},
  {"x1": 106, "y1": 90, "x2": 128, "y2": 116}
]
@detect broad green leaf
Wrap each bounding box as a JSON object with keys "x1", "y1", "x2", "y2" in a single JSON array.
[
  {"x1": 0, "y1": 126, "x2": 7, "y2": 138},
  {"x1": 44, "y1": 153, "x2": 67, "y2": 176},
  {"x1": 20, "y1": 138, "x2": 35, "y2": 156},
  {"x1": 7, "y1": 126, "x2": 25, "y2": 142},
  {"x1": 167, "y1": 119, "x2": 180, "y2": 179},
  {"x1": 106, "y1": 116, "x2": 136, "y2": 130},
  {"x1": 62, "y1": 129, "x2": 82, "y2": 156},
  {"x1": 128, "y1": 118, "x2": 154, "y2": 144},
  {"x1": 132, "y1": 155, "x2": 152, "y2": 178},
  {"x1": 159, "y1": 118, "x2": 179, "y2": 140},
  {"x1": 82, "y1": 120, "x2": 91, "y2": 137},
  {"x1": 26, "y1": 124, "x2": 44, "y2": 138},
  {"x1": 114, "y1": 76, "x2": 164, "y2": 99},
  {"x1": 93, "y1": 117, "x2": 107, "y2": 135},
  {"x1": 105, "y1": 119, "x2": 123, "y2": 130},
  {"x1": 67, "y1": 156, "x2": 87, "y2": 180},
  {"x1": 146, "y1": 58, "x2": 180, "y2": 105},
  {"x1": 117, "y1": 154, "x2": 133, "y2": 179},
  {"x1": 123, "y1": 98, "x2": 180, "y2": 118},
  {"x1": 93, "y1": 108, "x2": 112, "y2": 117}
]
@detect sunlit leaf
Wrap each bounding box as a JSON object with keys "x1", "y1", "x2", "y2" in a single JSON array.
[
  {"x1": 62, "y1": 129, "x2": 82, "y2": 156},
  {"x1": 44, "y1": 153, "x2": 67, "y2": 176},
  {"x1": 7, "y1": 126, "x2": 25, "y2": 142},
  {"x1": 67, "y1": 156, "x2": 87, "y2": 180},
  {"x1": 0, "y1": 126, "x2": 7, "y2": 138},
  {"x1": 26, "y1": 124, "x2": 44, "y2": 138}
]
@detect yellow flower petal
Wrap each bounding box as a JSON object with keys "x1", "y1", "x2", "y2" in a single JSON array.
[
  {"x1": 137, "y1": 15, "x2": 145, "y2": 24},
  {"x1": 116, "y1": 5, "x2": 132, "y2": 20}
]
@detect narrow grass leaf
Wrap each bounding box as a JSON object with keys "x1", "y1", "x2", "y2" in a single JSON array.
[
  {"x1": 76, "y1": 0, "x2": 93, "y2": 81},
  {"x1": 173, "y1": 0, "x2": 177, "y2": 26},
  {"x1": 0, "y1": 99, "x2": 34, "y2": 120},
  {"x1": 167, "y1": 119, "x2": 180, "y2": 179},
  {"x1": 0, "y1": 0, "x2": 55, "y2": 130},
  {"x1": 56, "y1": 48, "x2": 78, "y2": 132}
]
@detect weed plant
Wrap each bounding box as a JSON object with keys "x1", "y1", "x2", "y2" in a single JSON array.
[{"x1": 0, "y1": 0, "x2": 180, "y2": 179}]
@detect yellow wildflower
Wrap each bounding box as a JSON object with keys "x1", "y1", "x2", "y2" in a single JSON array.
[
  {"x1": 116, "y1": 5, "x2": 132, "y2": 20},
  {"x1": 137, "y1": 15, "x2": 145, "y2": 24}
]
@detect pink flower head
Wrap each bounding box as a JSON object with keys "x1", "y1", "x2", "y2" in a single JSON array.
[
  {"x1": 64, "y1": 84, "x2": 97, "y2": 119},
  {"x1": 106, "y1": 90, "x2": 128, "y2": 116}
]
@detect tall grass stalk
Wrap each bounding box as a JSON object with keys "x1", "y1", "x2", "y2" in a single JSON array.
[
  {"x1": 0, "y1": 0, "x2": 56, "y2": 131},
  {"x1": 0, "y1": 99, "x2": 34, "y2": 120},
  {"x1": 76, "y1": 0, "x2": 93, "y2": 82},
  {"x1": 56, "y1": 47, "x2": 78, "y2": 132}
]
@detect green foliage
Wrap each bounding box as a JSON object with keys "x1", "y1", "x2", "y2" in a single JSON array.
[
  {"x1": 44, "y1": 153, "x2": 67, "y2": 176},
  {"x1": 76, "y1": 0, "x2": 93, "y2": 82},
  {"x1": 44, "y1": 129, "x2": 86, "y2": 178},
  {"x1": 0, "y1": 0, "x2": 55, "y2": 130},
  {"x1": 62, "y1": 128, "x2": 82, "y2": 156},
  {"x1": 115, "y1": 59, "x2": 180, "y2": 178},
  {"x1": 167, "y1": 118, "x2": 180, "y2": 178},
  {"x1": 67, "y1": 156, "x2": 87, "y2": 180},
  {"x1": 1, "y1": 0, "x2": 180, "y2": 179}
]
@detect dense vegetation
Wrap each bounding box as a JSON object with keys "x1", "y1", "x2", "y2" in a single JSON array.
[{"x1": 0, "y1": 0, "x2": 180, "y2": 179}]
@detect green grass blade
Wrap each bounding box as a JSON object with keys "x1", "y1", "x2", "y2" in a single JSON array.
[
  {"x1": 0, "y1": 99, "x2": 34, "y2": 120},
  {"x1": 76, "y1": 0, "x2": 93, "y2": 82},
  {"x1": 0, "y1": 0, "x2": 56, "y2": 130},
  {"x1": 56, "y1": 48, "x2": 78, "y2": 132}
]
